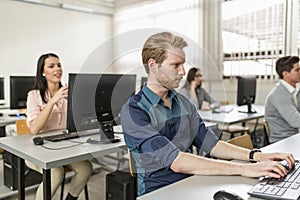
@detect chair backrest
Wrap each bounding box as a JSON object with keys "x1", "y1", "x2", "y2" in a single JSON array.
[
  {"x1": 127, "y1": 148, "x2": 138, "y2": 198},
  {"x1": 227, "y1": 134, "x2": 253, "y2": 149},
  {"x1": 16, "y1": 119, "x2": 31, "y2": 135},
  {"x1": 263, "y1": 119, "x2": 270, "y2": 145},
  {"x1": 220, "y1": 100, "x2": 230, "y2": 105},
  {"x1": 128, "y1": 149, "x2": 136, "y2": 177}
]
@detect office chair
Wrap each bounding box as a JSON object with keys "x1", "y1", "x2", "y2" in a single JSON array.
[
  {"x1": 16, "y1": 119, "x2": 31, "y2": 135},
  {"x1": 127, "y1": 149, "x2": 136, "y2": 177},
  {"x1": 227, "y1": 134, "x2": 254, "y2": 150},
  {"x1": 222, "y1": 125, "x2": 250, "y2": 139},
  {"x1": 115, "y1": 149, "x2": 136, "y2": 177},
  {"x1": 15, "y1": 119, "x2": 89, "y2": 200}
]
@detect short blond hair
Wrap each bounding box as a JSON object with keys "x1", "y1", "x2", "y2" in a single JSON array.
[{"x1": 142, "y1": 32, "x2": 188, "y2": 73}]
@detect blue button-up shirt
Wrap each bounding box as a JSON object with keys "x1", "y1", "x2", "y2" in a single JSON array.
[{"x1": 121, "y1": 85, "x2": 219, "y2": 196}]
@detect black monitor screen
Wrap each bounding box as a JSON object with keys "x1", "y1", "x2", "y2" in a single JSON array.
[
  {"x1": 236, "y1": 76, "x2": 256, "y2": 113},
  {"x1": 0, "y1": 77, "x2": 4, "y2": 101},
  {"x1": 67, "y1": 73, "x2": 136, "y2": 134},
  {"x1": 10, "y1": 76, "x2": 35, "y2": 109}
]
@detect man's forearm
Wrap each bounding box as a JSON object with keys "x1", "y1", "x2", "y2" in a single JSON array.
[
  {"x1": 170, "y1": 151, "x2": 245, "y2": 175},
  {"x1": 210, "y1": 141, "x2": 251, "y2": 161}
]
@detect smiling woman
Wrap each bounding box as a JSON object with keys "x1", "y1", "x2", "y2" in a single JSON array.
[{"x1": 24, "y1": 53, "x2": 92, "y2": 200}]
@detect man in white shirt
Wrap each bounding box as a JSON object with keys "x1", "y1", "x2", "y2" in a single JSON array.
[{"x1": 265, "y1": 56, "x2": 300, "y2": 143}]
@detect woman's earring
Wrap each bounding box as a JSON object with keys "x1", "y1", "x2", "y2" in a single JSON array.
[{"x1": 42, "y1": 73, "x2": 45, "y2": 77}]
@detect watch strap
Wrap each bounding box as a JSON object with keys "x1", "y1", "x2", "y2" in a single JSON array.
[{"x1": 249, "y1": 149, "x2": 261, "y2": 163}]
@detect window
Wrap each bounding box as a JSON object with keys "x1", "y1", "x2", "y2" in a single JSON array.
[{"x1": 222, "y1": 0, "x2": 285, "y2": 77}]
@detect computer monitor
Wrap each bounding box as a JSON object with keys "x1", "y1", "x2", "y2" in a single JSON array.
[
  {"x1": 141, "y1": 77, "x2": 147, "y2": 85},
  {"x1": 10, "y1": 76, "x2": 35, "y2": 110},
  {"x1": 236, "y1": 76, "x2": 256, "y2": 113},
  {"x1": 0, "y1": 77, "x2": 5, "y2": 105},
  {"x1": 67, "y1": 73, "x2": 136, "y2": 142}
]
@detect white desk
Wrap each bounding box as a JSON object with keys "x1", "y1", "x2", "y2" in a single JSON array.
[
  {"x1": 199, "y1": 104, "x2": 265, "y2": 126},
  {"x1": 137, "y1": 134, "x2": 300, "y2": 200},
  {"x1": 0, "y1": 117, "x2": 16, "y2": 127},
  {"x1": 0, "y1": 116, "x2": 20, "y2": 138},
  {"x1": 0, "y1": 131, "x2": 126, "y2": 200},
  {"x1": 204, "y1": 122, "x2": 218, "y2": 129}
]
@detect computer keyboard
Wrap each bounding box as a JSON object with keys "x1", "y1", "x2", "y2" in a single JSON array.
[
  {"x1": 248, "y1": 160, "x2": 300, "y2": 200},
  {"x1": 43, "y1": 131, "x2": 98, "y2": 142},
  {"x1": 42, "y1": 130, "x2": 122, "y2": 143},
  {"x1": 43, "y1": 132, "x2": 80, "y2": 142},
  {"x1": 212, "y1": 107, "x2": 234, "y2": 113}
]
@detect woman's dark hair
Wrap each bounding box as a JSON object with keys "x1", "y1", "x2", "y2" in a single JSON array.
[
  {"x1": 183, "y1": 67, "x2": 201, "y2": 88},
  {"x1": 276, "y1": 56, "x2": 300, "y2": 79},
  {"x1": 33, "y1": 53, "x2": 63, "y2": 103}
]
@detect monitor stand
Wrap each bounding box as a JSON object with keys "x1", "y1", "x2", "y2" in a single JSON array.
[
  {"x1": 238, "y1": 99, "x2": 256, "y2": 114},
  {"x1": 86, "y1": 135, "x2": 121, "y2": 144},
  {"x1": 86, "y1": 133, "x2": 121, "y2": 144},
  {"x1": 86, "y1": 121, "x2": 121, "y2": 144}
]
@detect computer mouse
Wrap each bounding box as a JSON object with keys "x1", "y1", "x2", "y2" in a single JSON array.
[
  {"x1": 33, "y1": 137, "x2": 44, "y2": 145},
  {"x1": 213, "y1": 190, "x2": 244, "y2": 200}
]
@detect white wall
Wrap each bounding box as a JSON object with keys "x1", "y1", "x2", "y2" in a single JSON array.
[
  {"x1": 0, "y1": 0, "x2": 277, "y2": 108},
  {"x1": 0, "y1": 0, "x2": 113, "y2": 107},
  {"x1": 112, "y1": 0, "x2": 277, "y2": 106}
]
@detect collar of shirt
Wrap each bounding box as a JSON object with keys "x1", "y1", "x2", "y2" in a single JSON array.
[
  {"x1": 142, "y1": 85, "x2": 178, "y2": 106},
  {"x1": 280, "y1": 79, "x2": 299, "y2": 94}
]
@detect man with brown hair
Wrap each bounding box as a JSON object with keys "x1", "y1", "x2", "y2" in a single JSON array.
[
  {"x1": 265, "y1": 56, "x2": 300, "y2": 143},
  {"x1": 121, "y1": 32, "x2": 294, "y2": 196}
]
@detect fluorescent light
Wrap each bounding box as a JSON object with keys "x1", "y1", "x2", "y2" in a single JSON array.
[
  {"x1": 21, "y1": 0, "x2": 42, "y2": 3},
  {"x1": 61, "y1": 3, "x2": 94, "y2": 13}
]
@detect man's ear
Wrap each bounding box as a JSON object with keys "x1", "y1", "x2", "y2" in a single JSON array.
[
  {"x1": 148, "y1": 58, "x2": 157, "y2": 73},
  {"x1": 282, "y1": 71, "x2": 289, "y2": 79}
]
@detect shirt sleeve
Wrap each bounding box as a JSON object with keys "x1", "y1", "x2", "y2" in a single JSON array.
[
  {"x1": 179, "y1": 87, "x2": 199, "y2": 109},
  {"x1": 188, "y1": 101, "x2": 219, "y2": 156},
  {"x1": 269, "y1": 91, "x2": 300, "y2": 127},
  {"x1": 26, "y1": 91, "x2": 41, "y2": 124},
  {"x1": 121, "y1": 102, "x2": 180, "y2": 171},
  {"x1": 202, "y1": 89, "x2": 220, "y2": 108}
]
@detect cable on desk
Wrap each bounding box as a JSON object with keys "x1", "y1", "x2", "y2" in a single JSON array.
[
  {"x1": 68, "y1": 140, "x2": 87, "y2": 144},
  {"x1": 41, "y1": 142, "x2": 85, "y2": 150}
]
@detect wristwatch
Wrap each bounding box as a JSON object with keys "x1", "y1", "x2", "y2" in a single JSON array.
[{"x1": 249, "y1": 149, "x2": 262, "y2": 163}]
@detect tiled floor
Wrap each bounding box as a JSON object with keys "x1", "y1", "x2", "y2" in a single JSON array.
[{"x1": 0, "y1": 153, "x2": 127, "y2": 200}]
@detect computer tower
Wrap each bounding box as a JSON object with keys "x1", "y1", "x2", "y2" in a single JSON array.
[
  {"x1": 3, "y1": 151, "x2": 42, "y2": 190},
  {"x1": 106, "y1": 170, "x2": 136, "y2": 200},
  {"x1": 0, "y1": 126, "x2": 5, "y2": 137}
]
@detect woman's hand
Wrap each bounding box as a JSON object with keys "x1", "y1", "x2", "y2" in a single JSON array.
[
  {"x1": 190, "y1": 80, "x2": 198, "y2": 90},
  {"x1": 49, "y1": 85, "x2": 68, "y2": 105}
]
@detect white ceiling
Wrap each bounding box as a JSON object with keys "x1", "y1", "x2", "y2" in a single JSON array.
[
  {"x1": 15, "y1": 0, "x2": 164, "y2": 16},
  {"x1": 16, "y1": 0, "x2": 117, "y2": 15}
]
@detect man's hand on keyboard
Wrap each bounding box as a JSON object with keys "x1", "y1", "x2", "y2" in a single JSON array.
[
  {"x1": 253, "y1": 152, "x2": 295, "y2": 171},
  {"x1": 241, "y1": 161, "x2": 290, "y2": 179}
]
